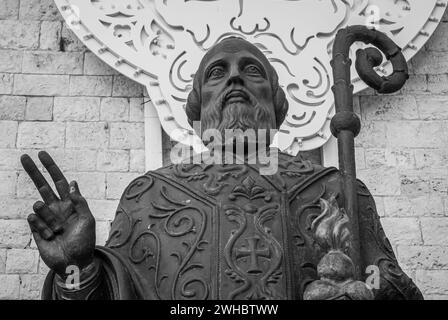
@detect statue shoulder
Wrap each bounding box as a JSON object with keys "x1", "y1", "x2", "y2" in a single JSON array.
[
  {"x1": 106, "y1": 162, "x2": 198, "y2": 248},
  {"x1": 117, "y1": 164, "x2": 176, "y2": 205},
  {"x1": 276, "y1": 152, "x2": 336, "y2": 191}
]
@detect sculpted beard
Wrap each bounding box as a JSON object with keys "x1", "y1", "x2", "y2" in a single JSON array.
[{"x1": 200, "y1": 88, "x2": 274, "y2": 140}]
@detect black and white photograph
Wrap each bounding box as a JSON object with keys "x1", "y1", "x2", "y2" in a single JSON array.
[{"x1": 0, "y1": 0, "x2": 447, "y2": 308}]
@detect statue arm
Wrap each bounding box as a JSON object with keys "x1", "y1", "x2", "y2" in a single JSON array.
[
  {"x1": 42, "y1": 256, "x2": 109, "y2": 300},
  {"x1": 21, "y1": 152, "x2": 143, "y2": 300},
  {"x1": 356, "y1": 180, "x2": 424, "y2": 300},
  {"x1": 41, "y1": 189, "x2": 147, "y2": 300},
  {"x1": 41, "y1": 246, "x2": 139, "y2": 300}
]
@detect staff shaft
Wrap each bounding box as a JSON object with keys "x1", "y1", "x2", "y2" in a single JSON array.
[{"x1": 330, "y1": 25, "x2": 409, "y2": 280}]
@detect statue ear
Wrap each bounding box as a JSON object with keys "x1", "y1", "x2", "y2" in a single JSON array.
[
  {"x1": 273, "y1": 84, "x2": 289, "y2": 129},
  {"x1": 186, "y1": 88, "x2": 201, "y2": 127}
]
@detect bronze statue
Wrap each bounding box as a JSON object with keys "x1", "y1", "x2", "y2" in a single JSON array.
[{"x1": 20, "y1": 29, "x2": 423, "y2": 300}]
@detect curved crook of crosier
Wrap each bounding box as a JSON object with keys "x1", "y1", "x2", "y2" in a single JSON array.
[{"x1": 334, "y1": 25, "x2": 409, "y2": 96}]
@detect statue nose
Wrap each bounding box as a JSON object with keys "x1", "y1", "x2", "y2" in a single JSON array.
[{"x1": 227, "y1": 69, "x2": 244, "y2": 86}]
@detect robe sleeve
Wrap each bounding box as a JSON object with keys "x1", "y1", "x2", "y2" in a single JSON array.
[
  {"x1": 356, "y1": 180, "x2": 424, "y2": 300},
  {"x1": 41, "y1": 247, "x2": 140, "y2": 300}
]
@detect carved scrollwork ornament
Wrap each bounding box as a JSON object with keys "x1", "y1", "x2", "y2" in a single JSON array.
[
  {"x1": 54, "y1": 0, "x2": 448, "y2": 153},
  {"x1": 149, "y1": 184, "x2": 210, "y2": 300}
]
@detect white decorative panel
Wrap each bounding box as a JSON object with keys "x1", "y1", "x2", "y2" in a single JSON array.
[{"x1": 55, "y1": 0, "x2": 447, "y2": 155}]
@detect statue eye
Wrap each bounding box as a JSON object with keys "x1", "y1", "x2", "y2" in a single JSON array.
[
  {"x1": 244, "y1": 65, "x2": 262, "y2": 77},
  {"x1": 208, "y1": 66, "x2": 225, "y2": 80}
]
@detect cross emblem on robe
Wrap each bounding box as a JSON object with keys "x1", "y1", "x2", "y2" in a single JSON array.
[{"x1": 236, "y1": 236, "x2": 271, "y2": 274}]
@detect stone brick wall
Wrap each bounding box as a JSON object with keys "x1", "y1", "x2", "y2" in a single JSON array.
[
  {"x1": 0, "y1": 0, "x2": 447, "y2": 299},
  {"x1": 0, "y1": 0, "x2": 146, "y2": 299},
  {"x1": 356, "y1": 11, "x2": 448, "y2": 300}
]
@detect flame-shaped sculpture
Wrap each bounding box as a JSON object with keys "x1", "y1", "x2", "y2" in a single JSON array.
[
  {"x1": 311, "y1": 196, "x2": 351, "y2": 255},
  {"x1": 304, "y1": 196, "x2": 373, "y2": 300}
]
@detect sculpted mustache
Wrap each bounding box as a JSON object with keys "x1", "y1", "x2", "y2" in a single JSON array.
[{"x1": 217, "y1": 88, "x2": 256, "y2": 109}]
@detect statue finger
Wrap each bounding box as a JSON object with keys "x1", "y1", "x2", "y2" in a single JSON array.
[
  {"x1": 38, "y1": 151, "x2": 70, "y2": 200},
  {"x1": 33, "y1": 201, "x2": 64, "y2": 234},
  {"x1": 38, "y1": 184, "x2": 58, "y2": 205},
  {"x1": 27, "y1": 213, "x2": 54, "y2": 241},
  {"x1": 21, "y1": 154, "x2": 59, "y2": 204},
  {"x1": 69, "y1": 181, "x2": 89, "y2": 215}
]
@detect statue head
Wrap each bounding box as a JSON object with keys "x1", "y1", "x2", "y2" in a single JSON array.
[{"x1": 186, "y1": 37, "x2": 288, "y2": 140}]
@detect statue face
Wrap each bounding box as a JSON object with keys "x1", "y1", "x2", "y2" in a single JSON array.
[{"x1": 199, "y1": 40, "x2": 277, "y2": 135}]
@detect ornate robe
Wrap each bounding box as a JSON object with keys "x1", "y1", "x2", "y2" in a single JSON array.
[{"x1": 42, "y1": 152, "x2": 423, "y2": 300}]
